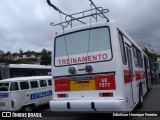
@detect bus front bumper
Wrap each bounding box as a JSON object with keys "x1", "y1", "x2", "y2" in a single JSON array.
[{"x1": 49, "y1": 99, "x2": 127, "y2": 112}]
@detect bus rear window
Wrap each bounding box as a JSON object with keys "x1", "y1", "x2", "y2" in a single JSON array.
[
  {"x1": 0, "y1": 83, "x2": 9, "y2": 91},
  {"x1": 55, "y1": 27, "x2": 112, "y2": 66},
  {"x1": 55, "y1": 27, "x2": 111, "y2": 57}
]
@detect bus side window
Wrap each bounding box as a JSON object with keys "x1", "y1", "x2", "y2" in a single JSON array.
[
  {"x1": 10, "y1": 82, "x2": 19, "y2": 91},
  {"x1": 132, "y1": 45, "x2": 138, "y2": 66},
  {"x1": 118, "y1": 32, "x2": 127, "y2": 65},
  {"x1": 20, "y1": 81, "x2": 29, "y2": 90},
  {"x1": 132, "y1": 45, "x2": 143, "y2": 68},
  {"x1": 30, "y1": 81, "x2": 39, "y2": 89},
  {"x1": 40, "y1": 80, "x2": 47, "y2": 87},
  {"x1": 137, "y1": 50, "x2": 143, "y2": 68},
  {"x1": 48, "y1": 79, "x2": 52, "y2": 86}
]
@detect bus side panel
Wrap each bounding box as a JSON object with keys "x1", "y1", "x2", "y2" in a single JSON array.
[{"x1": 110, "y1": 24, "x2": 126, "y2": 100}]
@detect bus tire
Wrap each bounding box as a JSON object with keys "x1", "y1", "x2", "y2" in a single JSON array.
[
  {"x1": 21, "y1": 105, "x2": 34, "y2": 113},
  {"x1": 138, "y1": 85, "x2": 143, "y2": 108}
]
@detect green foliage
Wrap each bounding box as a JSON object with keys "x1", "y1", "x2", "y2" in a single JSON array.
[
  {"x1": 143, "y1": 48, "x2": 158, "y2": 63},
  {"x1": 0, "y1": 49, "x2": 51, "y2": 65},
  {"x1": 40, "y1": 55, "x2": 51, "y2": 65}
]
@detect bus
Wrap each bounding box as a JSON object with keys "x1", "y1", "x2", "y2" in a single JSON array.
[
  {"x1": 0, "y1": 76, "x2": 52, "y2": 112},
  {"x1": 48, "y1": 0, "x2": 151, "y2": 112},
  {"x1": 0, "y1": 64, "x2": 51, "y2": 80}
]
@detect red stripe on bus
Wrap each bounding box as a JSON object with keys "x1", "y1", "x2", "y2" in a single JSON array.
[
  {"x1": 123, "y1": 70, "x2": 132, "y2": 84},
  {"x1": 135, "y1": 71, "x2": 145, "y2": 81},
  {"x1": 124, "y1": 70, "x2": 146, "y2": 83}
]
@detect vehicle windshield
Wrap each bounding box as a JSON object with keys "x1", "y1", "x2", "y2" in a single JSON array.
[
  {"x1": 0, "y1": 83, "x2": 9, "y2": 91},
  {"x1": 55, "y1": 27, "x2": 111, "y2": 66}
]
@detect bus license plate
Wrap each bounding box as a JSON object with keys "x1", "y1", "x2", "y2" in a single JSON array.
[{"x1": 71, "y1": 77, "x2": 95, "y2": 91}]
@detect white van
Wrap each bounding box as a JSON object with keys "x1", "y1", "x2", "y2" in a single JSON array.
[{"x1": 0, "y1": 76, "x2": 52, "y2": 112}]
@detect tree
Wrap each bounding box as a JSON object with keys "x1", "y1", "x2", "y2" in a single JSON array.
[
  {"x1": 40, "y1": 55, "x2": 51, "y2": 65},
  {"x1": 143, "y1": 48, "x2": 157, "y2": 63},
  {"x1": 41, "y1": 49, "x2": 48, "y2": 56},
  {"x1": 40, "y1": 49, "x2": 52, "y2": 65},
  {"x1": 19, "y1": 49, "x2": 23, "y2": 54},
  {"x1": 5, "y1": 51, "x2": 11, "y2": 55}
]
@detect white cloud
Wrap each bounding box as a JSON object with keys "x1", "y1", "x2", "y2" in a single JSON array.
[{"x1": 0, "y1": 0, "x2": 160, "y2": 53}]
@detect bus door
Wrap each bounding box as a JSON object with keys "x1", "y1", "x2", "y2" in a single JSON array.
[{"x1": 125, "y1": 45, "x2": 137, "y2": 108}]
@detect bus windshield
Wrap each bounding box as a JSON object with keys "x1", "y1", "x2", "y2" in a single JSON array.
[
  {"x1": 0, "y1": 83, "x2": 9, "y2": 91},
  {"x1": 55, "y1": 27, "x2": 112, "y2": 66}
]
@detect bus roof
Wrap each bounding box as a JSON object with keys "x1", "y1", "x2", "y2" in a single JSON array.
[
  {"x1": 54, "y1": 20, "x2": 147, "y2": 58},
  {"x1": 0, "y1": 76, "x2": 52, "y2": 83}
]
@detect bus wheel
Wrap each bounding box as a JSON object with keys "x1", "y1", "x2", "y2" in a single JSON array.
[
  {"x1": 22, "y1": 105, "x2": 34, "y2": 113},
  {"x1": 138, "y1": 85, "x2": 143, "y2": 108}
]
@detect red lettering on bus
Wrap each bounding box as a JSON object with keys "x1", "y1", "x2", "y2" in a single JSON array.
[
  {"x1": 58, "y1": 60, "x2": 62, "y2": 65},
  {"x1": 73, "y1": 58, "x2": 77, "y2": 64},
  {"x1": 82, "y1": 56, "x2": 87, "y2": 62},
  {"x1": 67, "y1": 59, "x2": 70, "y2": 65},
  {"x1": 57, "y1": 53, "x2": 109, "y2": 65},
  {"x1": 88, "y1": 56, "x2": 92, "y2": 62},
  {"x1": 78, "y1": 57, "x2": 82, "y2": 63},
  {"x1": 62, "y1": 59, "x2": 66, "y2": 65},
  {"x1": 93, "y1": 55, "x2": 97, "y2": 61},
  {"x1": 102, "y1": 54, "x2": 108, "y2": 59},
  {"x1": 98, "y1": 54, "x2": 101, "y2": 60}
]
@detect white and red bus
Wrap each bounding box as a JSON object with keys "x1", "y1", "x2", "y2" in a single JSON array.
[{"x1": 49, "y1": 1, "x2": 151, "y2": 112}]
